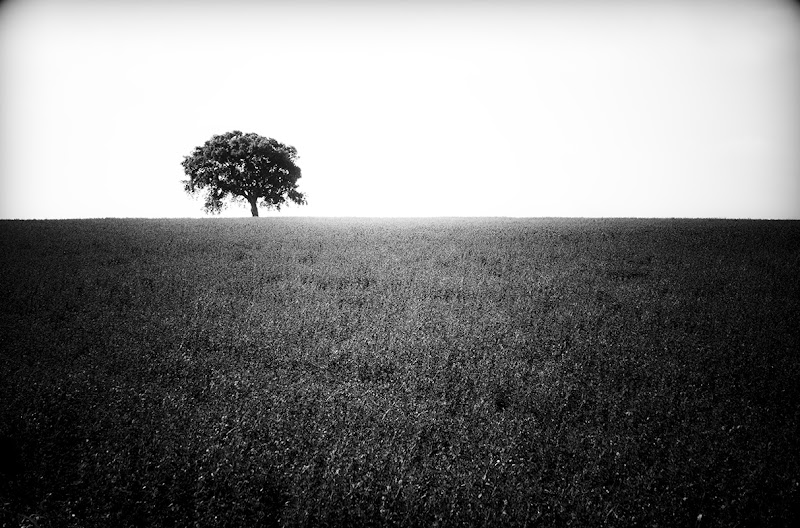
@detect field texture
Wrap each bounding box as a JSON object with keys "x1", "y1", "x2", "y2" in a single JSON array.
[{"x1": 1, "y1": 218, "x2": 799, "y2": 527}]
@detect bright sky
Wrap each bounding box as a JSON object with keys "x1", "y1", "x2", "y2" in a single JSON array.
[{"x1": 1, "y1": 0, "x2": 798, "y2": 219}]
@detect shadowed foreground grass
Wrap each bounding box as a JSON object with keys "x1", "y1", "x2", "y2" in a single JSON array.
[{"x1": 1, "y1": 218, "x2": 798, "y2": 527}]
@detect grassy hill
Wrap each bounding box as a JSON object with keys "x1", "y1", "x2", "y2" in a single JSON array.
[{"x1": 1, "y1": 218, "x2": 798, "y2": 527}]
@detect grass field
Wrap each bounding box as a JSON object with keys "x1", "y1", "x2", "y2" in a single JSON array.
[{"x1": 1, "y1": 218, "x2": 798, "y2": 527}]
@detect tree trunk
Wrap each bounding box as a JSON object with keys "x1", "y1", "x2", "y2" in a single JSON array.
[{"x1": 249, "y1": 198, "x2": 259, "y2": 217}]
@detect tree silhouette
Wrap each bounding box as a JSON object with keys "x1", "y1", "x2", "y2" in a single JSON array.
[{"x1": 182, "y1": 131, "x2": 306, "y2": 216}]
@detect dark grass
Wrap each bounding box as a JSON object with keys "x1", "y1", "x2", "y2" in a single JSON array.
[{"x1": 1, "y1": 218, "x2": 798, "y2": 527}]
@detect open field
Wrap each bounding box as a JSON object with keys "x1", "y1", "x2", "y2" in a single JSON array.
[{"x1": 1, "y1": 218, "x2": 798, "y2": 527}]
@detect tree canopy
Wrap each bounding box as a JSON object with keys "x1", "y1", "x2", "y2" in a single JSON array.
[{"x1": 181, "y1": 131, "x2": 306, "y2": 216}]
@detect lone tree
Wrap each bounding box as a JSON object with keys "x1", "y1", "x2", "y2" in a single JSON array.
[{"x1": 181, "y1": 131, "x2": 306, "y2": 216}]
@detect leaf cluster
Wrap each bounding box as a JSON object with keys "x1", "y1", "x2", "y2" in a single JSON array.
[{"x1": 181, "y1": 131, "x2": 306, "y2": 214}]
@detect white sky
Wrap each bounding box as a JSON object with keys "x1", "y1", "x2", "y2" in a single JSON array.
[{"x1": 1, "y1": 0, "x2": 798, "y2": 219}]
